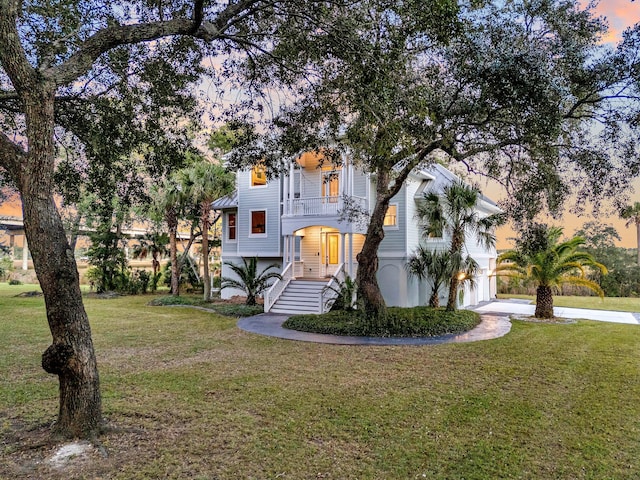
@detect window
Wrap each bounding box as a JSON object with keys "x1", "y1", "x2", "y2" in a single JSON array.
[
  {"x1": 227, "y1": 212, "x2": 236, "y2": 241},
  {"x1": 251, "y1": 164, "x2": 267, "y2": 187},
  {"x1": 251, "y1": 210, "x2": 266, "y2": 235},
  {"x1": 322, "y1": 172, "x2": 340, "y2": 202},
  {"x1": 384, "y1": 204, "x2": 398, "y2": 227}
]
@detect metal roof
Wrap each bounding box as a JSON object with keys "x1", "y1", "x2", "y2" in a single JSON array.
[{"x1": 212, "y1": 190, "x2": 238, "y2": 209}]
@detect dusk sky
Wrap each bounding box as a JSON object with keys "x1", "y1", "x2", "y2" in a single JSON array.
[{"x1": 490, "y1": 1, "x2": 640, "y2": 249}]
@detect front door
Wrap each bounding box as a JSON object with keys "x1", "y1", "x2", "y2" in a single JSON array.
[{"x1": 321, "y1": 232, "x2": 340, "y2": 277}]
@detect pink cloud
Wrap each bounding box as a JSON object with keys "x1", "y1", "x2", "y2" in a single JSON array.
[{"x1": 580, "y1": 0, "x2": 640, "y2": 42}]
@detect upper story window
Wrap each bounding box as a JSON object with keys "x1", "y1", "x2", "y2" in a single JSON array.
[
  {"x1": 384, "y1": 204, "x2": 398, "y2": 227},
  {"x1": 322, "y1": 171, "x2": 340, "y2": 202},
  {"x1": 251, "y1": 164, "x2": 267, "y2": 187},
  {"x1": 227, "y1": 212, "x2": 236, "y2": 241},
  {"x1": 250, "y1": 210, "x2": 267, "y2": 235}
]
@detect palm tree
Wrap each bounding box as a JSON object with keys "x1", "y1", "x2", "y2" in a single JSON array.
[
  {"x1": 148, "y1": 176, "x2": 187, "y2": 296},
  {"x1": 180, "y1": 160, "x2": 234, "y2": 301},
  {"x1": 221, "y1": 257, "x2": 282, "y2": 306},
  {"x1": 131, "y1": 232, "x2": 169, "y2": 291},
  {"x1": 498, "y1": 226, "x2": 607, "y2": 319},
  {"x1": 406, "y1": 246, "x2": 452, "y2": 307},
  {"x1": 416, "y1": 180, "x2": 504, "y2": 311},
  {"x1": 620, "y1": 202, "x2": 640, "y2": 266}
]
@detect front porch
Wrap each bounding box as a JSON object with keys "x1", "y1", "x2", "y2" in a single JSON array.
[{"x1": 265, "y1": 226, "x2": 365, "y2": 313}]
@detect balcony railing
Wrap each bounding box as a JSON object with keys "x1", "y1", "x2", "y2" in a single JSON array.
[{"x1": 284, "y1": 196, "x2": 367, "y2": 217}]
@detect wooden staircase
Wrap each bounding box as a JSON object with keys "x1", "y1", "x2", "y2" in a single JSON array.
[{"x1": 269, "y1": 279, "x2": 326, "y2": 314}]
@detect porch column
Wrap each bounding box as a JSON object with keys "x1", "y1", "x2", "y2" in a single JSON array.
[
  {"x1": 348, "y1": 233, "x2": 354, "y2": 277},
  {"x1": 284, "y1": 234, "x2": 289, "y2": 266},
  {"x1": 349, "y1": 162, "x2": 354, "y2": 196},
  {"x1": 283, "y1": 170, "x2": 289, "y2": 216},
  {"x1": 341, "y1": 233, "x2": 346, "y2": 266},
  {"x1": 341, "y1": 153, "x2": 348, "y2": 197},
  {"x1": 291, "y1": 235, "x2": 297, "y2": 275},
  {"x1": 289, "y1": 162, "x2": 295, "y2": 213},
  {"x1": 22, "y1": 236, "x2": 28, "y2": 271}
]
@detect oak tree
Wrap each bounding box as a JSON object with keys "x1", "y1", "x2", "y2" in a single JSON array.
[
  {"x1": 0, "y1": 0, "x2": 334, "y2": 438},
  {"x1": 228, "y1": 0, "x2": 640, "y2": 319}
]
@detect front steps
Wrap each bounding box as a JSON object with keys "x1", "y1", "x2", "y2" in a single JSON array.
[{"x1": 269, "y1": 279, "x2": 327, "y2": 314}]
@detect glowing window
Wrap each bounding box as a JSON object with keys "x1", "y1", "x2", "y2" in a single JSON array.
[
  {"x1": 384, "y1": 204, "x2": 398, "y2": 227},
  {"x1": 227, "y1": 213, "x2": 236, "y2": 241},
  {"x1": 251, "y1": 164, "x2": 267, "y2": 187},
  {"x1": 251, "y1": 210, "x2": 266, "y2": 235}
]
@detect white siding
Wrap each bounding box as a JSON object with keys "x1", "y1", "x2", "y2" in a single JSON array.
[{"x1": 353, "y1": 170, "x2": 368, "y2": 197}]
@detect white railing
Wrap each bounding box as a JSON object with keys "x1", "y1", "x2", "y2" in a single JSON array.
[
  {"x1": 285, "y1": 196, "x2": 367, "y2": 217},
  {"x1": 264, "y1": 262, "x2": 293, "y2": 312},
  {"x1": 320, "y1": 263, "x2": 345, "y2": 313},
  {"x1": 294, "y1": 260, "x2": 305, "y2": 277}
]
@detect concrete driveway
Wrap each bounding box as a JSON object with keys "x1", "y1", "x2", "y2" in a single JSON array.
[{"x1": 473, "y1": 300, "x2": 640, "y2": 325}]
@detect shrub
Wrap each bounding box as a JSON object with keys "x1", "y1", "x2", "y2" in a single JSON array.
[
  {"x1": 8, "y1": 279, "x2": 22, "y2": 286},
  {"x1": 148, "y1": 295, "x2": 198, "y2": 306},
  {"x1": 0, "y1": 256, "x2": 13, "y2": 282},
  {"x1": 284, "y1": 307, "x2": 480, "y2": 337},
  {"x1": 147, "y1": 296, "x2": 262, "y2": 317},
  {"x1": 208, "y1": 304, "x2": 263, "y2": 317}
]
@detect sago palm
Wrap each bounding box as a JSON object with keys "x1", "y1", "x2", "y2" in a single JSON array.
[
  {"x1": 221, "y1": 257, "x2": 282, "y2": 306},
  {"x1": 498, "y1": 226, "x2": 607, "y2": 319}
]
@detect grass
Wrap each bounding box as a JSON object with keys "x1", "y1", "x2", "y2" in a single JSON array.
[
  {"x1": 498, "y1": 293, "x2": 640, "y2": 312},
  {"x1": 284, "y1": 307, "x2": 480, "y2": 337},
  {"x1": 1, "y1": 283, "x2": 640, "y2": 479}
]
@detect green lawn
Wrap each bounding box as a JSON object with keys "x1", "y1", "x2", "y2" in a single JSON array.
[
  {"x1": 2, "y1": 283, "x2": 640, "y2": 479},
  {"x1": 498, "y1": 293, "x2": 640, "y2": 312}
]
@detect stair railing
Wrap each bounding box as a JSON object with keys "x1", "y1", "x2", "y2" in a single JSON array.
[
  {"x1": 319, "y1": 263, "x2": 345, "y2": 313},
  {"x1": 265, "y1": 262, "x2": 293, "y2": 312}
]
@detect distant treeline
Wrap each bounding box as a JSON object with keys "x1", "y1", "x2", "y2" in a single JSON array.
[{"x1": 499, "y1": 246, "x2": 640, "y2": 298}]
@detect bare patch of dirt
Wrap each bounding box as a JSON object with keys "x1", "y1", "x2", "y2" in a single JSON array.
[{"x1": 1, "y1": 418, "x2": 152, "y2": 480}]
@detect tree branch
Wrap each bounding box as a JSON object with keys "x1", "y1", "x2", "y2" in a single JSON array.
[
  {"x1": 0, "y1": 0, "x2": 39, "y2": 93},
  {"x1": 0, "y1": 130, "x2": 26, "y2": 178},
  {"x1": 47, "y1": 0, "x2": 262, "y2": 86}
]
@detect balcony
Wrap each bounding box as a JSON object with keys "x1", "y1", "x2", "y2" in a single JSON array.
[{"x1": 283, "y1": 196, "x2": 367, "y2": 217}]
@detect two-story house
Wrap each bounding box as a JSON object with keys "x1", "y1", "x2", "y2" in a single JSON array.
[{"x1": 213, "y1": 152, "x2": 501, "y2": 314}]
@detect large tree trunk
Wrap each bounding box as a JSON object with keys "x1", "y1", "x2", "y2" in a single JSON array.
[
  {"x1": 20, "y1": 86, "x2": 101, "y2": 438},
  {"x1": 201, "y1": 203, "x2": 211, "y2": 301},
  {"x1": 356, "y1": 173, "x2": 392, "y2": 320},
  {"x1": 535, "y1": 285, "x2": 554, "y2": 319}
]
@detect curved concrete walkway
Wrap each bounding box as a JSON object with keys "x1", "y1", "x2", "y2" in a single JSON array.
[
  {"x1": 237, "y1": 299, "x2": 640, "y2": 345},
  {"x1": 474, "y1": 300, "x2": 640, "y2": 324},
  {"x1": 237, "y1": 313, "x2": 512, "y2": 346}
]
